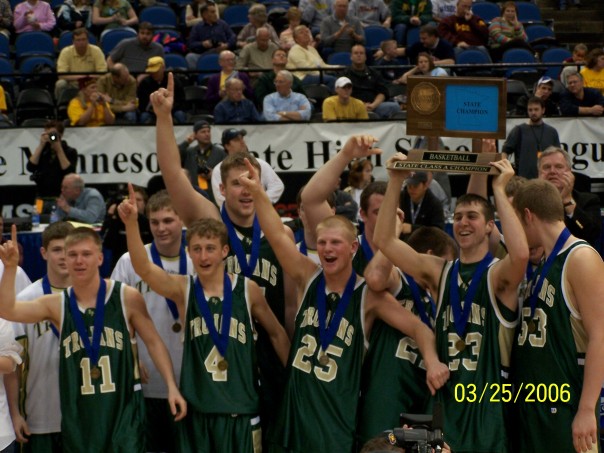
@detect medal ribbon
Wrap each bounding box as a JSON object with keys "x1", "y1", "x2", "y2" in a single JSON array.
[
  {"x1": 449, "y1": 252, "x2": 493, "y2": 338},
  {"x1": 221, "y1": 205, "x2": 260, "y2": 278},
  {"x1": 150, "y1": 242, "x2": 186, "y2": 323},
  {"x1": 527, "y1": 228, "x2": 570, "y2": 319},
  {"x1": 317, "y1": 270, "x2": 357, "y2": 353},
  {"x1": 69, "y1": 278, "x2": 106, "y2": 368},
  {"x1": 404, "y1": 273, "x2": 436, "y2": 328},
  {"x1": 41, "y1": 275, "x2": 60, "y2": 339},
  {"x1": 299, "y1": 236, "x2": 307, "y2": 256},
  {"x1": 360, "y1": 231, "x2": 374, "y2": 262},
  {"x1": 194, "y1": 273, "x2": 233, "y2": 358}
]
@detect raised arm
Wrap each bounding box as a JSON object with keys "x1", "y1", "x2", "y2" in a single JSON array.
[
  {"x1": 152, "y1": 73, "x2": 220, "y2": 226},
  {"x1": 301, "y1": 135, "x2": 382, "y2": 235},
  {"x1": 126, "y1": 286, "x2": 187, "y2": 421},
  {"x1": 238, "y1": 159, "x2": 317, "y2": 286},
  {"x1": 489, "y1": 159, "x2": 529, "y2": 310},
  {"x1": 118, "y1": 183, "x2": 186, "y2": 308},
  {"x1": 373, "y1": 155, "x2": 445, "y2": 294},
  {"x1": 365, "y1": 289, "x2": 449, "y2": 395},
  {"x1": 248, "y1": 280, "x2": 291, "y2": 366}
]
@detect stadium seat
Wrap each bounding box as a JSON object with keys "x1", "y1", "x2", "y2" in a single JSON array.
[
  {"x1": 501, "y1": 48, "x2": 538, "y2": 79},
  {"x1": 364, "y1": 25, "x2": 393, "y2": 52},
  {"x1": 525, "y1": 25, "x2": 558, "y2": 53},
  {"x1": 184, "y1": 85, "x2": 209, "y2": 115},
  {"x1": 406, "y1": 27, "x2": 420, "y2": 47},
  {"x1": 304, "y1": 84, "x2": 330, "y2": 113},
  {"x1": 454, "y1": 49, "x2": 493, "y2": 76},
  {"x1": 515, "y1": 2, "x2": 544, "y2": 26},
  {"x1": 327, "y1": 52, "x2": 352, "y2": 66},
  {"x1": 0, "y1": 34, "x2": 8, "y2": 59},
  {"x1": 541, "y1": 47, "x2": 572, "y2": 79},
  {"x1": 101, "y1": 28, "x2": 137, "y2": 55},
  {"x1": 471, "y1": 2, "x2": 500, "y2": 23},
  {"x1": 165, "y1": 53, "x2": 188, "y2": 71},
  {"x1": 15, "y1": 88, "x2": 56, "y2": 125},
  {"x1": 0, "y1": 57, "x2": 15, "y2": 87},
  {"x1": 223, "y1": 5, "x2": 250, "y2": 27},
  {"x1": 15, "y1": 32, "x2": 55, "y2": 62},
  {"x1": 505, "y1": 79, "x2": 529, "y2": 115},
  {"x1": 140, "y1": 5, "x2": 178, "y2": 29},
  {"x1": 196, "y1": 53, "x2": 221, "y2": 83},
  {"x1": 56, "y1": 86, "x2": 79, "y2": 121}
]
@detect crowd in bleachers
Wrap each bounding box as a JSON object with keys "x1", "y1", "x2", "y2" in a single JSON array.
[{"x1": 0, "y1": 0, "x2": 602, "y2": 127}]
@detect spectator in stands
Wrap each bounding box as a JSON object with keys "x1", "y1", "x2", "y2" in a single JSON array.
[
  {"x1": 178, "y1": 120, "x2": 226, "y2": 195},
  {"x1": 186, "y1": 2, "x2": 236, "y2": 69},
  {"x1": 322, "y1": 76, "x2": 368, "y2": 121},
  {"x1": 488, "y1": 1, "x2": 530, "y2": 62},
  {"x1": 137, "y1": 56, "x2": 186, "y2": 124},
  {"x1": 236, "y1": 3, "x2": 279, "y2": 49},
  {"x1": 0, "y1": 0, "x2": 12, "y2": 38},
  {"x1": 27, "y1": 120, "x2": 78, "y2": 203},
  {"x1": 214, "y1": 78, "x2": 263, "y2": 124},
  {"x1": 580, "y1": 48, "x2": 604, "y2": 95},
  {"x1": 97, "y1": 63, "x2": 137, "y2": 123},
  {"x1": 287, "y1": 25, "x2": 337, "y2": 91},
  {"x1": 280, "y1": 7, "x2": 306, "y2": 51},
  {"x1": 437, "y1": 0, "x2": 489, "y2": 58},
  {"x1": 67, "y1": 76, "x2": 116, "y2": 126},
  {"x1": 343, "y1": 44, "x2": 400, "y2": 118},
  {"x1": 400, "y1": 171, "x2": 445, "y2": 235},
  {"x1": 559, "y1": 71, "x2": 604, "y2": 117},
  {"x1": 396, "y1": 51, "x2": 447, "y2": 84},
  {"x1": 185, "y1": 0, "x2": 211, "y2": 29},
  {"x1": 298, "y1": 0, "x2": 332, "y2": 36},
  {"x1": 56, "y1": 0, "x2": 91, "y2": 33},
  {"x1": 431, "y1": 0, "x2": 456, "y2": 22},
  {"x1": 263, "y1": 70, "x2": 312, "y2": 122},
  {"x1": 236, "y1": 27, "x2": 279, "y2": 77},
  {"x1": 404, "y1": 24, "x2": 455, "y2": 65},
  {"x1": 254, "y1": 48, "x2": 306, "y2": 106},
  {"x1": 348, "y1": 0, "x2": 390, "y2": 28},
  {"x1": 560, "y1": 43, "x2": 587, "y2": 86},
  {"x1": 390, "y1": 0, "x2": 432, "y2": 45},
  {"x1": 515, "y1": 76, "x2": 561, "y2": 117},
  {"x1": 538, "y1": 147, "x2": 601, "y2": 248},
  {"x1": 206, "y1": 50, "x2": 254, "y2": 111},
  {"x1": 13, "y1": 0, "x2": 55, "y2": 34},
  {"x1": 55, "y1": 173, "x2": 106, "y2": 224},
  {"x1": 55, "y1": 27, "x2": 107, "y2": 99},
  {"x1": 373, "y1": 39, "x2": 406, "y2": 81},
  {"x1": 503, "y1": 96, "x2": 560, "y2": 179},
  {"x1": 91, "y1": 0, "x2": 137, "y2": 38},
  {"x1": 210, "y1": 128, "x2": 284, "y2": 207},
  {"x1": 320, "y1": 0, "x2": 365, "y2": 54},
  {"x1": 107, "y1": 22, "x2": 164, "y2": 82},
  {"x1": 343, "y1": 157, "x2": 373, "y2": 220}
]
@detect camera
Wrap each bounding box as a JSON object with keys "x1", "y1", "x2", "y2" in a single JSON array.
[{"x1": 49, "y1": 133, "x2": 58, "y2": 142}]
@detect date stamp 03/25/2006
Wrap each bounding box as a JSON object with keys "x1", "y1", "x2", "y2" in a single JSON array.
[{"x1": 454, "y1": 383, "x2": 571, "y2": 404}]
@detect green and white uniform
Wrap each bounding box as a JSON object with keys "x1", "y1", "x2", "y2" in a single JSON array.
[
  {"x1": 357, "y1": 271, "x2": 433, "y2": 446},
  {"x1": 435, "y1": 260, "x2": 516, "y2": 453},
  {"x1": 59, "y1": 281, "x2": 145, "y2": 453},
  {"x1": 178, "y1": 275, "x2": 261, "y2": 453},
  {"x1": 513, "y1": 240, "x2": 599, "y2": 452},
  {"x1": 270, "y1": 269, "x2": 367, "y2": 453}
]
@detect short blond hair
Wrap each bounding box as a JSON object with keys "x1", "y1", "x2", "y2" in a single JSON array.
[{"x1": 316, "y1": 215, "x2": 358, "y2": 242}]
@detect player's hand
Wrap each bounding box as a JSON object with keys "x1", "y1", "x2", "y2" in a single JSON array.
[
  {"x1": 168, "y1": 386, "x2": 187, "y2": 421},
  {"x1": 572, "y1": 407, "x2": 597, "y2": 452},
  {"x1": 0, "y1": 225, "x2": 20, "y2": 268},
  {"x1": 385, "y1": 153, "x2": 411, "y2": 183},
  {"x1": 481, "y1": 138, "x2": 497, "y2": 153},
  {"x1": 425, "y1": 359, "x2": 450, "y2": 395},
  {"x1": 138, "y1": 361, "x2": 149, "y2": 384},
  {"x1": 12, "y1": 412, "x2": 30, "y2": 443},
  {"x1": 340, "y1": 135, "x2": 382, "y2": 160},
  {"x1": 238, "y1": 158, "x2": 263, "y2": 196},
  {"x1": 150, "y1": 72, "x2": 174, "y2": 118},
  {"x1": 117, "y1": 182, "x2": 139, "y2": 225},
  {"x1": 491, "y1": 159, "x2": 514, "y2": 192}
]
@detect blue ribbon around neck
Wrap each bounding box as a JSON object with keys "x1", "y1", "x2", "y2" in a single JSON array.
[
  {"x1": 220, "y1": 205, "x2": 260, "y2": 278},
  {"x1": 150, "y1": 241, "x2": 187, "y2": 323},
  {"x1": 41, "y1": 275, "x2": 60, "y2": 339},
  {"x1": 405, "y1": 273, "x2": 436, "y2": 329},
  {"x1": 317, "y1": 270, "x2": 357, "y2": 353},
  {"x1": 69, "y1": 278, "x2": 106, "y2": 368},
  {"x1": 194, "y1": 273, "x2": 233, "y2": 358}
]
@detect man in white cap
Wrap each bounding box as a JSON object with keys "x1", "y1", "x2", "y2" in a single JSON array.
[
  {"x1": 515, "y1": 76, "x2": 561, "y2": 117},
  {"x1": 322, "y1": 76, "x2": 369, "y2": 121}
]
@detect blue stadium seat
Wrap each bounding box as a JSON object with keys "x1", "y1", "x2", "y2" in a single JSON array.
[
  {"x1": 101, "y1": 28, "x2": 137, "y2": 55},
  {"x1": 140, "y1": 5, "x2": 178, "y2": 29},
  {"x1": 18, "y1": 56, "x2": 56, "y2": 73},
  {"x1": 0, "y1": 34, "x2": 8, "y2": 59},
  {"x1": 454, "y1": 49, "x2": 493, "y2": 76},
  {"x1": 196, "y1": 53, "x2": 221, "y2": 83},
  {"x1": 406, "y1": 27, "x2": 420, "y2": 47},
  {"x1": 471, "y1": 2, "x2": 500, "y2": 23},
  {"x1": 541, "y1": 47, "x2": 572, "y2": 79},
  {"x1": 165, "y1": 53, "x2": 188, "y2": 70},
  {"x1": 525, "y1": 25, "x2": 557, "y2": 53},
  {"x1": 515, "y1": 2, "x2": 544, "y2": 25},
  {"x1": 364, "y1": 25, "x2": 393, "y2": 52},
  {"x1": 223, "y1": 5, "x2": 250, "y2": 27},
  {"x1": 327, "y1": 52, "x2": 352, "y2": 66},
  {"x1": 501, "y1": 48, "x2": 537, "y2": 79},
  {"x1": 15, "y1": 32, "x2": 55, "y2": 62}
]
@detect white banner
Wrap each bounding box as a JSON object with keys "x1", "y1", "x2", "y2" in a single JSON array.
[{"x1": 0, "y1": 118, "x2": 602, "y2": 186}]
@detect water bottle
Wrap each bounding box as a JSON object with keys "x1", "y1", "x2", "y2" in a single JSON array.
[
  {"x1": 50, "y1": 205, "x2": 60, "y2": 224},
  {"x1": 31, "y1": 208, "x2": 40, "y2": 229}
]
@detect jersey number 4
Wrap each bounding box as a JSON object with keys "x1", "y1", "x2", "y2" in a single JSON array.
[{"x1": 292, "y1": 334, "x2": 343, "y2": 383}]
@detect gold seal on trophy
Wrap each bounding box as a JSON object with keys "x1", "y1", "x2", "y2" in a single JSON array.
[{"x1": 410, "y1": 82, "x2": 440, "y2": 115}]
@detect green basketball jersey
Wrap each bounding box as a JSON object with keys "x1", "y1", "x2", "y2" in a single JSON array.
[
  {"x1": 180, "y1": 274, "x2": 259, "y2": 414},
  {"x1": 435, "y1": 260, "x2": 516, "y2": 453},
  {"x1": 513, "y1": 241, "x2": 599, "y2": 452},
  {"x1": 271, "y1": 269, "x2": 367, "y2": 453},
  {"x1": 59, "y1": 281, "x2": 145, "y2": 453},
  {"x1": 352, "y1": 235, "x2": 371, "y2": 276},
  {"x1": 357, "y1": 272, "x2": 433, "y2": 446}
]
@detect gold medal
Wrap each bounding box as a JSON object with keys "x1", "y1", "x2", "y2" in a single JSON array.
[
  {"x1": 217, "y1": 359, "x2": 228, "y2": 371},
  {"x1": 528, "y1": 320, "x2": 536, "y2": 334},
  {"x1": 455, "y1": 339, "x2": 466, "y2": 352},
  {"x1": 318, "y1": 354, "x2": 330, "y2": 366},
  {"x1": 90, "y1": 366, "x2": 101, "y2": 380},
  {"x1": 172, "y1": 322, "x2": 182, "y2": 333}
]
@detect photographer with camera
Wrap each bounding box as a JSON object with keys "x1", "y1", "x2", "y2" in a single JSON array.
[
  {"x1": 178, "y1": 120, "x2": 226, "y2": 200},
  {"x1": 27, "y1": 120, "x2": 79, "y2": 212}
]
